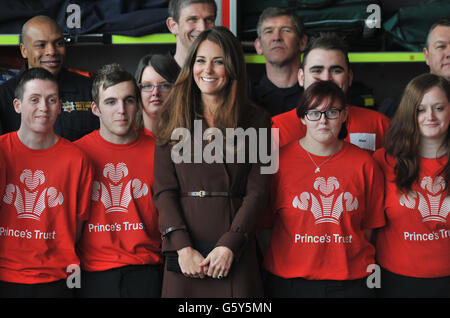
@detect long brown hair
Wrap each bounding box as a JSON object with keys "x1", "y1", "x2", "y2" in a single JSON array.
[
  {"x1": 385, "y1": 73, "x2": 450, "y2": 192},
  {"x1": 156, "y1": 26, "x2": 251, "y2": 145}
]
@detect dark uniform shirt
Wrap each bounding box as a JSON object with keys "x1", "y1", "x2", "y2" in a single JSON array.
[
  {"x1": 378, "y1": 95, "x2": 400, "y2": 119},
  {"x1": 251, "y1": 73, "x2": 303, "y2": 117},
  {"x1": 0, "y1": 66, "x2": 99, "y2": 141}
]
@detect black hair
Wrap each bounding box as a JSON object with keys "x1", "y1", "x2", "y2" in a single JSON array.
[
  {"x1": 15, "y1": 67, "x2": 58, "y2": 100},
  {"x1": 134, "y1": 54, "x2": 180, "y2": 84}
]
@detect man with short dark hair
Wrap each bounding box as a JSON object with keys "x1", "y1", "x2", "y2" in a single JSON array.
[
  {"x1": 75, "y1": 63, "x2": 162, "y2": 298},
  {"x1": 272, "y1": 32, "x2": 390, "y2": 152},
  {"x1": 0, "y1": 67, "x2": 94, "y2": 297},
  {"x1": 252, "y1": 7, "x2": 307, "y2": 116},
  {"x1": 166, "y1": 0, "x2": 217, "y2": 66},
  {"x1": 380, "y1": 18, "x2": 450, "y2": 118},
  {"x1": 424, "y1": 18, "x2": 450, "y2": 82},
  {"x1": 0, "y1": 15, "x2": 99, "y2": 141}
]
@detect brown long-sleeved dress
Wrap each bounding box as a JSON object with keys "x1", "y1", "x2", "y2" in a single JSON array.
[{"x1": 153, "y1": 107, "x2": 271, "y2": 298}]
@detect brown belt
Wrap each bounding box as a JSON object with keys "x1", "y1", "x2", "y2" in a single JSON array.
[{"x1": 181, "y1": 191, "x2": 234, "y2": 198}]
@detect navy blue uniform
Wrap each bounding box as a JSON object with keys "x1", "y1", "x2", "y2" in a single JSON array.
[{"x1": 251, "y1": 73, "x2": 303, "y2": 117}]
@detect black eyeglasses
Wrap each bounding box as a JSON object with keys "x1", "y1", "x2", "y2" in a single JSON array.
[
  {"x1": 139, "y1": 83, "x2": 172, "y2": 92},
  {"x1": 305, "y1": 108, "x2": 343, "y2": 121}
]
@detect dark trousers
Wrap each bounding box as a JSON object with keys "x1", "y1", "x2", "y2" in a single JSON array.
[
  {"x1": 76, "y1": 264, "x2": 162, "y2": 298},
  {"x1": 264, "y1": 271, "x2": 375, "y2": 298},
  {"x1": 377, "y1": 267, "x2": 450, "y2": 298},
  {"x1": 0, "y1": 279, "x2": 74, "y2": 298}
]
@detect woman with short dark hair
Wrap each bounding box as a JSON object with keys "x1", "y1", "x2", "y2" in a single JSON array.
[
  {"x1": 134, "y1": 54, "x2": 180, "y2": 134},
  {"x1": 262, "y1": 80, "x2": 385, "y2": 298}
]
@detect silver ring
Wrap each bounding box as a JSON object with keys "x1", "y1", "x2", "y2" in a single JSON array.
[{"x1": 217, "y1": 274, "x2": 223, "y2": 279}]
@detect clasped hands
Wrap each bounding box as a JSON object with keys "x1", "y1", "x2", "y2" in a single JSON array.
[{"x1": 177, "y1": 245, "x2": 233, "y2": 279}]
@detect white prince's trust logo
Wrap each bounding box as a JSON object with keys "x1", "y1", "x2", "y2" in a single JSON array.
[
  {"x1": 292, "y1": 176, "x2": 358, "y2": 224},
  {"x1": 2, "y1": 169, "x2": 64, "y2": 220},
  {"x1": 400, "y1": 176, "x2": 450, "y2": 223},
  {"x1": 92, "y1": 162, "x2": 148, "y2": 213}
]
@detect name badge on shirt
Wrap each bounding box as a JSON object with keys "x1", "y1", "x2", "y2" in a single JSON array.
[{"x1": 349, "y1": 133, "x2": 376, "y2": 151}]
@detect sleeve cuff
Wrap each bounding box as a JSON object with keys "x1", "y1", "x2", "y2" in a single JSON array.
[
  {"x1": 216, "y1": 231, "x2": 247, "y2": 260},
  {"x1": 162, "y1": 228, "x2": 192, "y2": 253}
]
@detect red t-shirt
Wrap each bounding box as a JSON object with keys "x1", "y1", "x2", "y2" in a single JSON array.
[
  {"x1": 143, "y1": 128, "x2": 154, "y2": 137},
  {"x1": 75, "y1": 130, "x2": 162, "y2": 272},
  {"x1": 0, "y1": 132, "x2": 93, "y2": 284},
  {"x1": 263, "y1": 141, "x2": 385, "y2": 280},
  {"x1": 373, "y1": 149, "x2": 450, "y2": 278},
  {"x1": 272, "y1": 105, "x2": 390, "y2": 151},
  {"x1": 0, "y1": 153, "x2": 5, "y2": 201}
]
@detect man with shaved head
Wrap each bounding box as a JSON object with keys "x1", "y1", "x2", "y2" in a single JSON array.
[
  {"x1": 20, "y1": 15, "x2": 66, "y2": 75},
  {"x1": 0, "y1": 15, "x2": 99, "y2": 141}
]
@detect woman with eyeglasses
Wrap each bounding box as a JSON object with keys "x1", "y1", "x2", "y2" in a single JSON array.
[
  {"x1": 261, "y1": 80, "x2": 385, "y2": 298},
  {"x1": 135, "y1": 54, "x2": 180, "y2": 135}
]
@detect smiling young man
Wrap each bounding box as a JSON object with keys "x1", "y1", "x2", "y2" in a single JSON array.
[
  {"x1": 0, "y1": 67, "x2": 94, "y2": 297},
  {"x1": 272, "y1": 32, "x2": 390, "y2": 152},
  {"x1": 0, "y1": 15, "x2": 98, "y2": 141},
  {"x1": 166, "y1": 0, "x2": 217, "y2": 67},
  {"x1": 74, "y1": 64, "x2": 162, "y2": 298}
]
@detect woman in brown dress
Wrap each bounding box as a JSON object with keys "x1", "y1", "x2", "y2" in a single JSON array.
[{"x1": 153, "y1": 26, "x2": 271, "y2": 297}]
